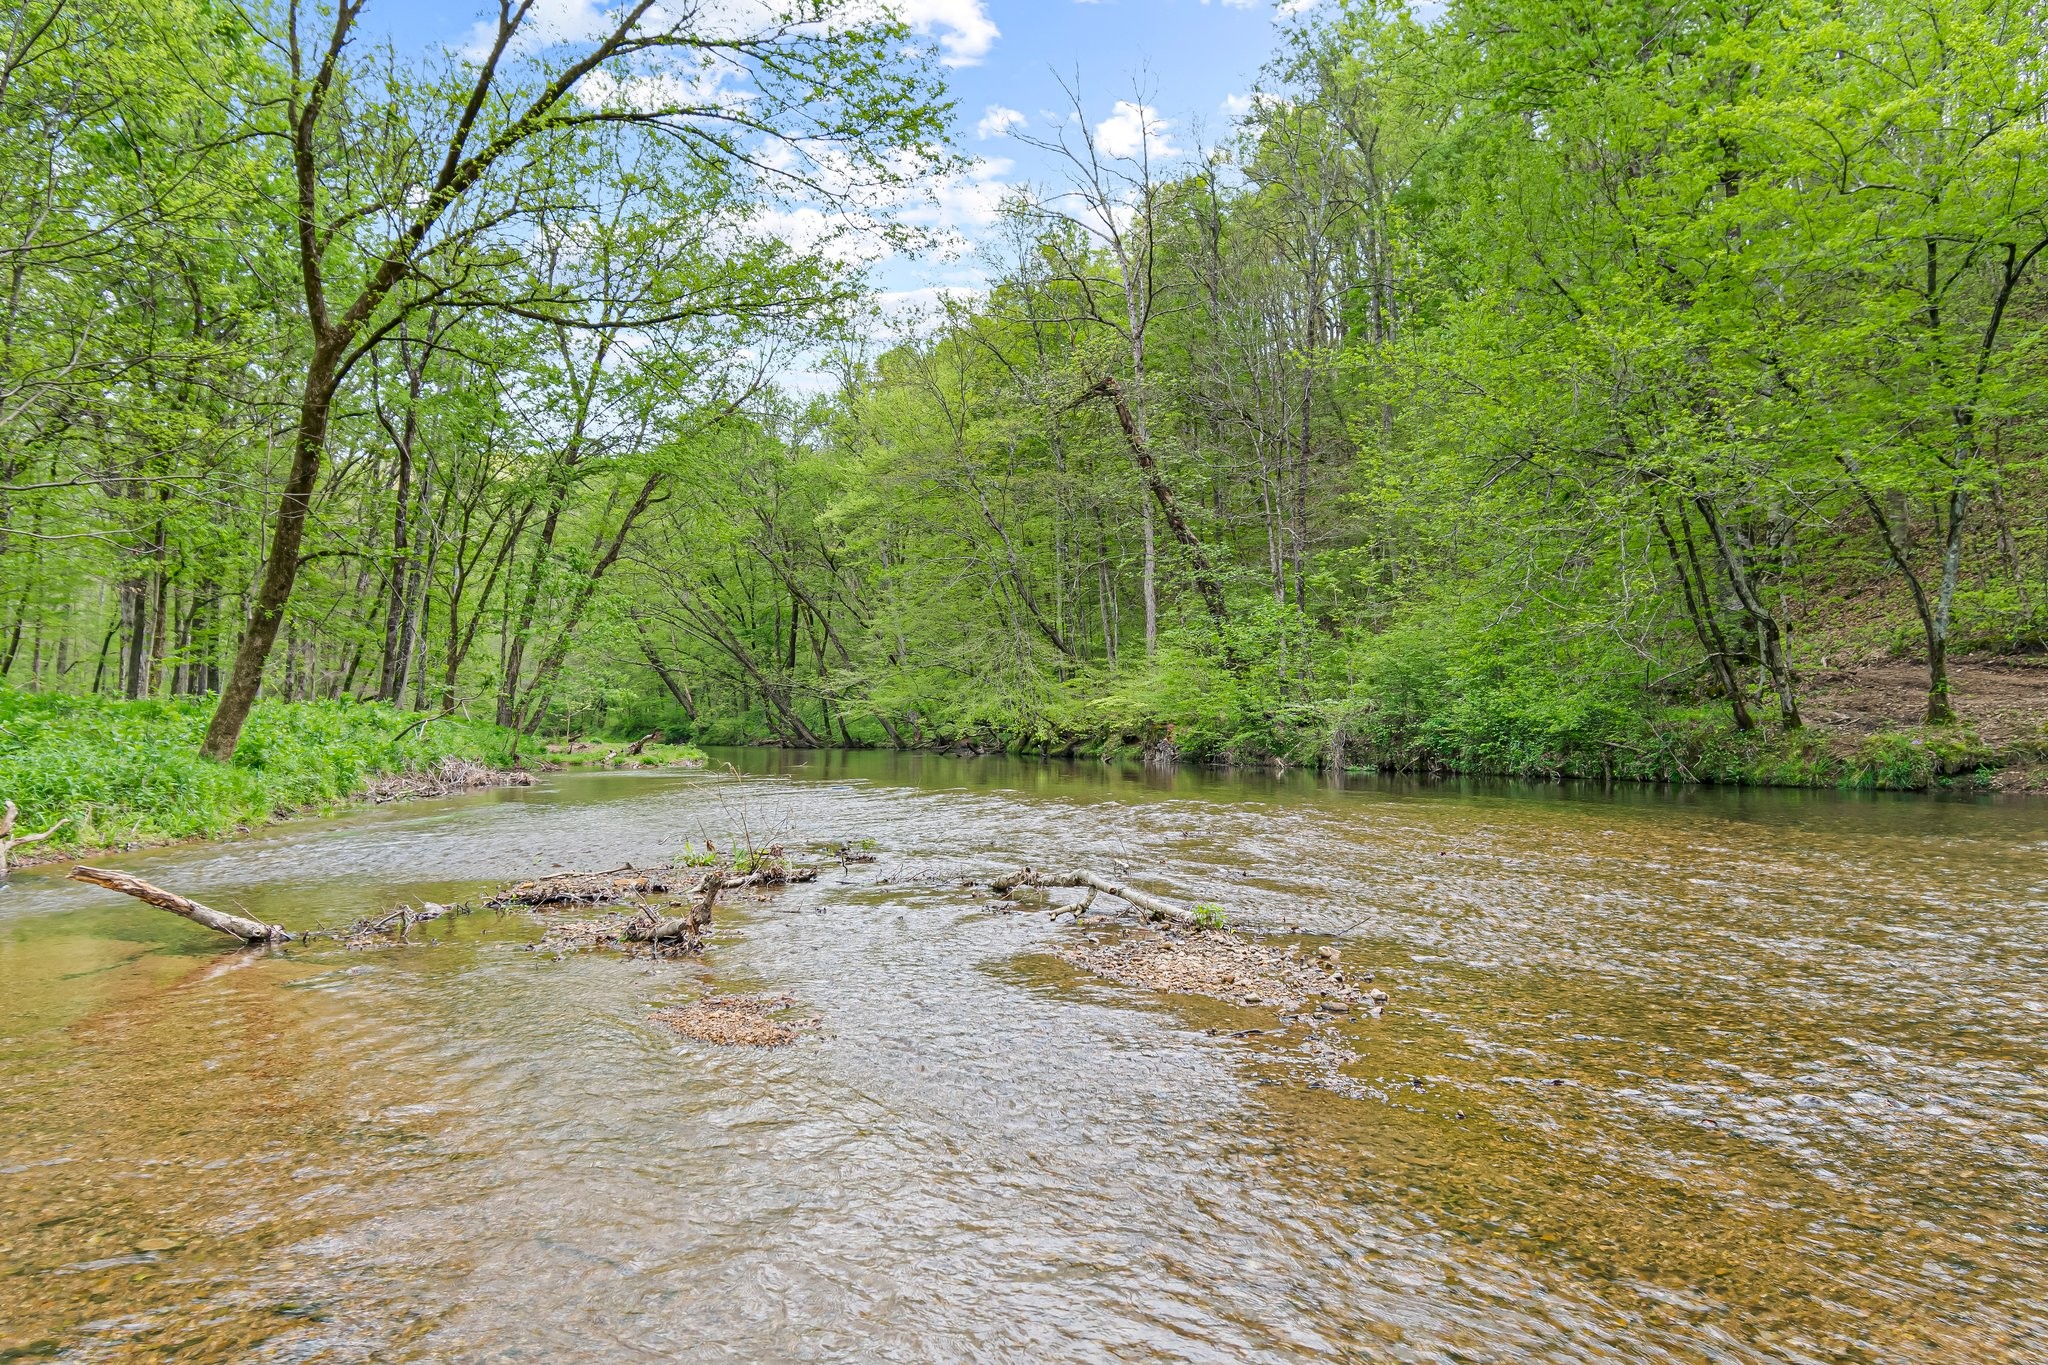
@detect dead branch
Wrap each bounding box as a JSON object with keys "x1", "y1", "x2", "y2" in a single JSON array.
[
  {"x1": 0, "y1": 800, "x2": 69, "y2": 875},
  {"x1": 67, "y1": 866, "x2": 293, "y2": 944},
  {"x1": 615, "y1": 863, "x2": 819, "y2": 946},
  {"x1": 625, "y1": 731, "x2": 659, "y2": 756},
  {"x1": 991, "y1": 867, "x2": 1199, "y2": 927},
  {"x1": 391, "y1": 705, "x2": 459, "y2": 742},
  {"x1": 625, "y1": 869, "x2": 726, "y2": 946}
]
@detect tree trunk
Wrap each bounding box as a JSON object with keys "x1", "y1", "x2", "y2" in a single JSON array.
[
  {"x1": 1927, "y1": 484, "x2": 1966, "y2": 724},
  {"x1": 637, "y1": 622, "x2": 698, "y2": 720},
  {"x1": 1694, "y1": 496, "x2": 1800, "y2": 729},
  {"x1": 1840, "y1": 456, "x2": 1962, "y2": 725},
  {"x1": 378, "y1": 406, "x2": 415, "y2": 702},
  {"x1": 1074, "y1": 376, "x2": 1228, "y2": 629},
  {"x1": 497, "y1": 494, "x2": 565, "y2": 727},
  {"x1": 202, "y1": 347, "x2": 342, "y2": 761},
  {"x1": 1142, "y1": 499, "x2": 1157, "y2": 655},
  {"x1": 1653, "y1": 507, "x2": 1753, "y2": 731}
]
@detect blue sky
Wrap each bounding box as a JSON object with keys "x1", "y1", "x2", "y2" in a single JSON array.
[
  {"x1": 878, "y1": 0, "x2": 1309, "y2": 305},
  {"x1": 358, "y1": 1, "x2": 1317, "y2": 298}
]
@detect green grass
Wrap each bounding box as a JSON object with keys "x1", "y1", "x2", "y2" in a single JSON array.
[{"x1": 0, "y1": 690, "x2": 519, "y2": 859}]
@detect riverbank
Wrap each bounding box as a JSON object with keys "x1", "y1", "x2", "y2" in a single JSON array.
[
  {"x1": 675, "y1": 655, "x2": 2046, "y2": 792},
  {"x1": 0, "y1": 692, "x2": 517, "y2": 867}
]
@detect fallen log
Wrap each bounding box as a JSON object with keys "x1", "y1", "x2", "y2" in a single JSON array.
[
  {"x1": 625, "y1": 731, "x2": 659, "y2": 757},
  {"x1": 68, "y1": 866, "x2": 292, "y2": 944},
  {"x1": 1, "y1": 799, "x2": 69, "y2": 875},
  {"x1": 990, "y1": 867, "x2": 1199, "y2": 928}
]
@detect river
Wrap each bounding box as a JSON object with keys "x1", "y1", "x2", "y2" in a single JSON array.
[{"x1": 2, "y1": 751, "x2": 2043, "y2": 1362}]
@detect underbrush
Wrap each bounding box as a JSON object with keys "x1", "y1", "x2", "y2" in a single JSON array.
[
  {"x1": 0, "y1": 691, "x2": 518, "y2": 857},
  {"x1": 630, "y1": 603, "x2": 2021, "y2": 791}
]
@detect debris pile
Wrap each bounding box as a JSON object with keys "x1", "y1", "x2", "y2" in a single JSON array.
[
  {"x1": 487, "y1": 866, "x2": 693, "y2": 908},
  {"x1": 652, "y1": 993, "x2": 815, "y2": 1048},
  {"x1": 490, "y1": 851, "x2": 817, "y2": 911},
  {"x1": 364, "y1": 758, "x2": 534, "y2": 803},
  {"x1": 535, "y1": 905, "x2": 702, "y2": 958},
  {"x1": 1059, "y1": 932, "x2": 1387, "y2": 1018},
  {"x1": 339, "y1": 899, "x2": 456, "y2": 947}
]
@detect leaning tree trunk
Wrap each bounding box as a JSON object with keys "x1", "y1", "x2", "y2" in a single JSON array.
[
  {"x1": 1072, "y1": 376, "x2": 1229, "y2": 630},
  {"x1": 201, "y1": 347, "x2": 342, "y2": 761}
]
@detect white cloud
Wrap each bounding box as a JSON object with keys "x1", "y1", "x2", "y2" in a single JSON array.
[
  {"x1": 739, "y1": 148, "x2": 1013, "y2": 268},
  {"x1": 976, "y1": 103, "x2": 1026, "y2": 139},
  {"x1": 746, "y1": 205, "x2": 887, "y2": 266},
  {"x1": 893, "y1": 0, "x2": 999, "y2": 66},
  {"x1": 875, "y1": 283, "x2": 986, "y2": 317},
  {"x1": 897, "y1": 156, "x2": 1015, "y2": 257},
  {"x1": 577, "y1": 59, "x2": 753, "y2": 115},
  {"x1": 1221, "y1": 90, "x2": 1284, "y2": 118},
  {"x1": 461, "y1": 0, "x2": 608, "y2": 57},
  {"x1": 1094, "y1": 101, "x2": 1178, "y2": 159}
]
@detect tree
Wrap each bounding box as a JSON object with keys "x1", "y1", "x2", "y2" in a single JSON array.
[{"x1": 197, "y1": 0, "x2": 949, "y2": 759}]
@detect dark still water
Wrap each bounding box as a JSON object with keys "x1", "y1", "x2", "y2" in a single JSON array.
[{"x1": 2, "y1": 752, "x2": 2043, "y2": 1361}]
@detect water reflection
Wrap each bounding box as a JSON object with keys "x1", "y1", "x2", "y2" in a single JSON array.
[{"x1": 2, "y1": 753, "x2": 2043, "y2": 1360}]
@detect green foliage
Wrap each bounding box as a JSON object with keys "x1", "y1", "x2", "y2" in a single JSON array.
[
  {"x1": 671, "y1": 844, "x2": 720, "y2": 869},
  {"x1": 1192, "y1": 902, "x2": 1229, "y2": 931},
  {"x1": 0, "y1": 691, "x2": 514, "y2": 855},
  {"x1": 8, "y1": 0, "x2": 2044, "y2": 799}
]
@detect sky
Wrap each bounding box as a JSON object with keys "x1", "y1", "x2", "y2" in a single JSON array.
[{"x1": 360, "y1": 1, "x2": 1318, "y2": 280}]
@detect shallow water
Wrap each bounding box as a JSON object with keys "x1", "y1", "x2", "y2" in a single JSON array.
[{"x1": 2, "y1": 751, "x2": 2043, "y2": 1362}]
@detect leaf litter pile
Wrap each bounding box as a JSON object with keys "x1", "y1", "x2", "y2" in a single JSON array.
[
  {"x1": 1060, "y1": 932, "x2": 1386, "y2": 1019},
  {"x1": 651, "y1": 993, "x2": 818, "y2": 1049}
]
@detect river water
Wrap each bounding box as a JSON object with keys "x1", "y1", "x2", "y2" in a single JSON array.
[{"x1": 2, "y1": 751, "x2": 2043, "y2": 1362}]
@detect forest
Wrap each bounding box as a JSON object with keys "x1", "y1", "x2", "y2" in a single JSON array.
[{"x1": 5, "y1": 0, "x2": 2047, "y2": 789}]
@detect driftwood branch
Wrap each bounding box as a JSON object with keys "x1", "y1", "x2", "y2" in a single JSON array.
[
  {"x1": 626, "y1": 869, "x2": 726, "y2": 944},
  {"x1": 1, "y1": 799, "x2": 70, "y2": 875},
  {"x1": 68, "y1": 866, "x2": 293, "y2": 944},
  {"x1": 991, "y1": 867, "x2": 1199, "y2": 927},
  {"x1": 618, "y1": 864, "x2": 819, "y2": 945},
  {"x1": 625, "y1": 731, "x2": 659, "y2": 756}
]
